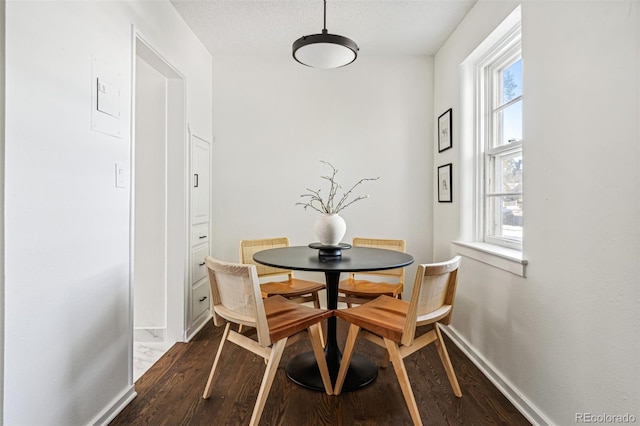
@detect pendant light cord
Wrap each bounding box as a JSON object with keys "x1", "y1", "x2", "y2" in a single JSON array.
[{"x1": 323, "y1": 0, "x2": 327, "y2": 33}]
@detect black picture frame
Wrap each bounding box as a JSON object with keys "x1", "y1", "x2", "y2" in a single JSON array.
[
  {"x1": 438, "y1": 163, "x2": 453, "y2": 203},
  {"x1": 438, "y1": 108, "x2": 453, "y2": 152}
]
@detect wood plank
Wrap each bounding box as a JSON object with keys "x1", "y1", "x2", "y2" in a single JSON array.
[{"x1": 111, "y1": 320, "x2": 532, "y2": 425}]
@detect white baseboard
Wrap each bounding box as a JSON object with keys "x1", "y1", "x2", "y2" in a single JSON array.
[
  {"x1": 186, "y1": 311, "x2": 212, "y2": 341},
  {"x1": 442, "y1": 325, "x2": 552, "y2": 426},
  {"x1": 91, "y1": 385, "x2": 137, "y2": 426}
]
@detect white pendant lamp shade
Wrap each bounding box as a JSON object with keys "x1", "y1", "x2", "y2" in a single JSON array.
[
  {"x1": 293, "y1": 1, "x2": 358, "y2": 69},
  {"x1": 293, "y1": 31, "x2": 358, "y2": 69}
]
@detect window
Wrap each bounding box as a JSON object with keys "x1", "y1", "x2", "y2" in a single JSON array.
[
  {"x1": 476, "y1": 25, "x2": 522, "y2": 250},
  {"x1": 454, "y1": 7, "x2": 526, "y2": 276}
]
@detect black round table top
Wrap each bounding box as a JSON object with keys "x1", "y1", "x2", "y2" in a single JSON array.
[{"x1": 253, "y1": 246, "x2": 414, "y2": 273}]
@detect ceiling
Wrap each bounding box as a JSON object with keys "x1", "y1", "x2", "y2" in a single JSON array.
[{"x1": 170, "y1": 0, "x2": 477, "y2": 57}]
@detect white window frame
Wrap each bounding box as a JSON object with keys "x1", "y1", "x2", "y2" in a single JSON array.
[
  {"x1": 453, "y1": 7, "x2": 527, "y2": 277},
  {"x1": 475, "y1": 24, "x2": 523, "y2": 251}
]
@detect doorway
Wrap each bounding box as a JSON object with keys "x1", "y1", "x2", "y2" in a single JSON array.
[{"x1": 132, "y1": 36, "x2": 186, "y2": 380}]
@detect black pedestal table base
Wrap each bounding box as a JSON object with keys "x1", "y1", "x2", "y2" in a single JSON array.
[{"x1": 285, "y1": 351, "x2": 378, "y2": 392}]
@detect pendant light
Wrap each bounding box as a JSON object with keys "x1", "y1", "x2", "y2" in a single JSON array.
[{"x1": 292, "y1": 0, "x2": 359, "y2": 69}]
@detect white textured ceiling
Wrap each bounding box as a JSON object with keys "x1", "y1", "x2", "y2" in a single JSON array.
[{"x1": 170, "y1": 0, "x2": 477, "y2": 57}]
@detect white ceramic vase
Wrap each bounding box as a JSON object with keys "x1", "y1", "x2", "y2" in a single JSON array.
[{"x1": 314, "y1": 213, "x2": 346, "y2": 246}]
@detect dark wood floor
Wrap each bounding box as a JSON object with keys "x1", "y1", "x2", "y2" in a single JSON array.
[{"x1": 111, "y1": 320, "x2": 531, "y2": 425}]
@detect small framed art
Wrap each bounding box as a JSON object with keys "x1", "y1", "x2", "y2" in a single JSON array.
[
  {"x1": 438, "y1": 108, "x2": 452, "y2": 152},
  {"x1": 438, "y1": 163, "x2": 452, "y2": 203}
]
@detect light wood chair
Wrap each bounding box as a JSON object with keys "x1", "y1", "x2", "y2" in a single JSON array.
[
  {"x1": 334, "y1": 256, "x2": 463, "y2": 426},
  {"x1": 338, "y1": 238, "x2": 406, "y2": 306},
  {"x1": 202, "y1": 256, "x2": 333, "y2": 426},
  {"x1": 240, "y1": 237, "x2": 325, "y2": 308}
]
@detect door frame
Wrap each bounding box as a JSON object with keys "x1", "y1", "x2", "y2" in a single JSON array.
[{"x1": 130, "y1": 28, "x2": 188, "y2": 382}]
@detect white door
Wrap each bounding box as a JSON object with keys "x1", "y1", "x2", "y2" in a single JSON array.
[{"x1": 191, "y1": 136, "x2": 210, "y2": 225}]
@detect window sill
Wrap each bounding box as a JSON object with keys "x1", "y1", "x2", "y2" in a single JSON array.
[{"x1": 452, "y1": 241, "x2": 528, "y2": 277}]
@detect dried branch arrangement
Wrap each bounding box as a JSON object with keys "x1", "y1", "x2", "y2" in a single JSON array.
[{"x1": 296, "y1": 161, "x2": 380, "y2": 214}]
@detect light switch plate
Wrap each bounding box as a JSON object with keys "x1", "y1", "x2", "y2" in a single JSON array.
[{"x1": 115, "y1": 163, "x2": 127, "y2": 188}]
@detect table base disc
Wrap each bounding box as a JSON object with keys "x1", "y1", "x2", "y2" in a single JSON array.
[{"x1": 285, "y1": 352, "x2": 378, "y2": 392}]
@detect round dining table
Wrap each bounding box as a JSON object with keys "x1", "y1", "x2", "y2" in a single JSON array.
[{"x1": 253, "y1": 245, "x2": 414, "y2": 392}]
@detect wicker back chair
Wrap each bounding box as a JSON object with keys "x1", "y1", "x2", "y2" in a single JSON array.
[
  {"x1": 334, "y1": 256, "x2": 463, "y2": 425},
  {"x1": 202, "y1": 256, "x2": 333, "y2": 425},
  {"x1": 240, "y1": 237, "x2": 324, "y2": 308},
  {"x1": 338, "y1": 237, "x2": 406, "y2": 306}
]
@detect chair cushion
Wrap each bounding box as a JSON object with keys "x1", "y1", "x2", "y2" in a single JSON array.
[
  {"x1": 264, "y1": 295, "x2": 333, "y2": 342},
  {"x1": 261, "y1": 278, "x2": 325, "y2": 298},
  {"x1": 338, "y1": 278, "x2": 403, "y2": 298},
  {"x1": 335, "y1": 295, "x2": 409, "y2": 343}
]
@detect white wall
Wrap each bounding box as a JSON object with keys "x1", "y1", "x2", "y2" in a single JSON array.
[
  {"x1": 434, "y1": 1, "x2": 640, "y2": 424},
  {"x1": 211, "y1": 55, "x2": 434, "y2": 291},
  {"x1": 4, "y1": 1, "x2": 211, "y2": 424}
]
